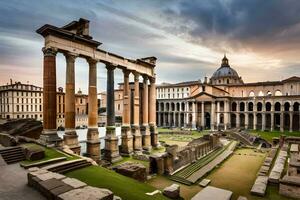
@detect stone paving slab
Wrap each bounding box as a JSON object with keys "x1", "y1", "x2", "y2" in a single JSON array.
[
  {"x1": 0, "y1": 163, "x2": 45, "y2": 200},
  {"x1": 62, "y1": 177, "x2": 87, "y2": 189},
  {"x1": 58, "y1": 186, "x2": 114, "y2": 200}
]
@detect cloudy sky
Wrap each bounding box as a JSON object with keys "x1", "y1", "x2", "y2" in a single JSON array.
[{"x1": 0, "y1": 0, "x2": 300, "y2": 93}]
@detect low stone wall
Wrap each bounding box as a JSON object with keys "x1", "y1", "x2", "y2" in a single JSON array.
[
  {"x1": 268, "y1": 144, "x2": 288, "y2": 184},
  {"x1": 28, "y1": 167, "x2": 115, "y2": 200},
  {"x1": 279, "y1": 175, "x2": 300, "y2": 199},
  {"x1": 149, "y1": 134, "x2": 220, "y2": 175}
]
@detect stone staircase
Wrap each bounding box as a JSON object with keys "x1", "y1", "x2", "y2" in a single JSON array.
[
  {"x1": 0, "y1": 146, "x2": 25, "y2": 164},
  {"x1": 42, "y1": 159, "x2": 91, "y2": 174}
]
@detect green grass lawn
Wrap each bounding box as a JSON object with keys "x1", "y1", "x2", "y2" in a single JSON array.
[
  {"x1": 158, "y1": 128, "x2": 206, "y2": 147},
  {"x1": 147, "y1": 175, "x2": 201, "y2": 200},
  {"x1": 66, "y1": 166, "x2": 169, "y2": 200},
  {"x1": 249, "y1": 130, "x2": 300, "y2": 142},
  {"x1": 205, "y1": 148, "x2": 293, "y2": 200},
  {"x1": 20, "y1": 143, "x2": 78, "y2": 165}
]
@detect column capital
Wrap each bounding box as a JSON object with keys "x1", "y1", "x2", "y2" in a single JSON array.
[
  {"x1": 64, "y1": 52, "x2": 78, "y2": 63},
  {"x1": 106, "y1": 63, "x2": 116, "y2": 71},
  {"x1": 149, "y1": 76, "x2": 156, "y2": 83},
  {"x1": 133, "y1": 71, "x2": 140, "y2": 80},
  {"x1": 42, "y1": 47, "x2": 57, "y2": 57},
  {"x1": 122, "y1": 69, "x2": 131, "y2": 77},
  {"x1": 86, "y1": 57, "x2": 98, "y2": 65},
  {"x1": 142, "y1": 75, "x2": 149, "y2": 82}
]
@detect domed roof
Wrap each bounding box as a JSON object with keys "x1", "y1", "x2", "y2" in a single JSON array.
[{"x1": 211, "y1": 55, "x2": 240, "y2": 79}]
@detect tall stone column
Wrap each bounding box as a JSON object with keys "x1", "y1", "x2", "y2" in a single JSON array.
[
  {"x1": 211, "y1": 101, "x2": 215, "y2": 130},
  {"x1": 192, "y1": 102, "x2": 196, "y2": 129},
  {"x1": 217, "y1": 101, "x2": 220, "y2": 129},
  {"x1": 271, "y1": 104, "x2": 274, "y2": 131},
  {"x1": 178, "y1": 111, "x2": 181, "y2": 128},
  {"x1": 290, "y1": 107, "x2": 293, "y2": 132},
  {"x1": 201, "y1": 102, "x2": 205, "y2": 129},
  {"x1": 64, "y1": 53, "x2": 80, "y2": 154},
  {"x1": 168, "y1": 112, "x2": 171, "y2": 126},
  {"x1": 104, "y1": 64, "x2": 121, "y2": 163},
  {"x1": 141, "y1": 75, "x2": 151, "y2": 150},
  {"x1": 40, "y1": 47, "x2": 62, "y2": 145},
  {"x1": 224, "y1": 101, "x2": 230, "y2": 130},
  {"x1": 245, "y1": 113, "x2": 249, "y2": 129},
  {"x1": 86, "y1": 58, "x2": 100, "y2": 161},
  {"x1": 262, "y1": 113, "x2": 266, "y2": 131},
  {"x1": 280, "y1": 105, "x2": 284, "y2": 132},
  {"x1": 236, "y1": 102, "x2": 240, "y2": 128},
  {"x1": 121, "y1": 70, "x2": 133, "y2": 155},
  {"x1": 132, "y1": 71, "x2": 142, "y2": 151},
  {"x1": 253, "y1": 103, "x2": 257, "y2": 130},
  {"x1": 163, "y1": 112, "x2": 166, "y2": 127},
  {"x1": 149, "y1": 77, "x2": 158, "y2": 147}
]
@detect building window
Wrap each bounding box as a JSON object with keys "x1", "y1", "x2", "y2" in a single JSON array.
[{"x1": 118, "y1": 104, "x2": 120, "y2": 110}]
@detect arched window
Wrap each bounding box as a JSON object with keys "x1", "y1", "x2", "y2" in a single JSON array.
[
  {"x1": 249, "y1": 91, "x2": 255, "y2": 97},
  {"x1": 267, "y1": 91, "x2": 272, "y2": 96},
  {"x1": 258, "y1": 91, "x2": 264, "y2": 96},
  {"x1": 275, "y1": 90, "x2": 282, "y2": 96}
]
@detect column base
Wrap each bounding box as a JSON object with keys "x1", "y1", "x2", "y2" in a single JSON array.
[
  {"x1": 86, "y1": 128, "x2": 100, "y2": 162},
  {"x1": 120, "y1": 126, "x2": 133, "y2": 156},
  {"x1": 132, "y1": 125, "x2": 142, "y2": 151},
  {"x1": 63, "y1": 129, "x2": 80, "y2": 155},
  {"x1": 149, "y1": 124, "x2": 158, "y2": 147},
  {"x1": 141, "y1": 125, "x2": 151, "y2": 151},
  {"x1": 103, "y1": 127, "x2": 122, "y2": 163},
  {"x1": 39, "y1": 129, "x2": 63, "y2": 147}
]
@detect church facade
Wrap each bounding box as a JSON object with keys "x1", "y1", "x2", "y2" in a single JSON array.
[{"x1": 156, "y1": 56, "x2": 300, "y2": 132}]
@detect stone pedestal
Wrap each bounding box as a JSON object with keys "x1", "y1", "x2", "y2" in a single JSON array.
[
  {"x1": 120, "y1": 126, "x2": 133, "y2": 155},
  {"x1": 40, "y1": 130, "x2": 63, "y2": 146},
  {"x1": 132, "y1": 125, "x2": 142, "y2": 151},
  {"x1": 104, "y1": 127, "x2": 122, "y2": 163},
  {"x1": 63, "y1": 129, "x2": 81, "y2": 154},
  {"x1": 86, "y1": 128, "x2": 100, "y2": 162},
  {"x1": 141, "y1": 125, "x2": 151, "y2": 151},
  {"x1": 150, "y1": 123, "x2": 158, "y2": 148}
]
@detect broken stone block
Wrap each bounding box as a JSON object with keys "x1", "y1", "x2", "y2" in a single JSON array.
[
  {"x1": 58, "y1": 186, "x2": 113, "y2": 200},
  {"x1": 24, "y1": 145, "x2": 45, "y2": 161},
  {"x1": 163, "y1": 184, "x2": 180, "y2": 199},
  {"x1": 115, "y1": 162, "x2": 147, "y2": 182}
]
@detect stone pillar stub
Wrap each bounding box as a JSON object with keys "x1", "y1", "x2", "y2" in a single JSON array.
[
  {"x1": 63, "y1": 52, "x2": 80, "y2": 154},
  {"x1": 86, "y1": 58, "x2": 100, "y2": 162},
  {"x1": 104, "y1": 64, "x2": 121, "y2": 163},
  {"x1": 40, "y1": 47, "x2": 62, "y2": 146},
  {"x1": 121, "y1": 69, "x2": 133, "y2": 155}
]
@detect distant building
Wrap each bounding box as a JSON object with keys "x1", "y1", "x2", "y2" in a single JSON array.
[
  {"x1": 0, "y1": 80, "x2": 89, "y2": 128},
  {"x1": 156, "y1": 56, "x2": 300, "y2": 132}
]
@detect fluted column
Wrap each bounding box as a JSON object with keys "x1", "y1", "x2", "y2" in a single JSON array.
[
  {"x1": 120, "y1": 70, "x2": 133, "y2": 155},
  {"x1": 132, "y1": 71, "x2": 142, "y2": 151},
  {"x1": 64, "y1": 53, "x2": 80, "y2": 154},
  {"x1": 141, "y1": 75, "x2": 151, "y2": 150},
  {"x1": 40, "y1": 47, "x2": 62, "y2": 145},
  {"x1": 86, "y1": 58, "x2": 100, "y2": 161},
  {"x1": 104, "y1": 64, "x2": 121, "y2": 163}
]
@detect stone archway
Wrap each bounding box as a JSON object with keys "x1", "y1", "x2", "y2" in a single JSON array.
[
  {"x1": 231, "y1": 114, "x2": 236, "y2": 128},
  {"x1": 248, "y1": 114, "x2": 254, "y2": 129}
]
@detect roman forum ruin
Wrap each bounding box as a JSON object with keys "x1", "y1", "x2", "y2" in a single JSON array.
[{"x1": 36, "y1": 18, "x2": 158, "y2": 162}]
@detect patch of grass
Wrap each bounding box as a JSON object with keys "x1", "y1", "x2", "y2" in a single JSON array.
[
  {"x1": 66, "y1": 166, "x2": 169, "y2": 200},
  {"x1": 20, "y1": 143, "x2": 78, "y2": 165},
  {"x1": 250, "y1": 130, "x2": 300, "y2": 142},
  {"x1": 151, "y1": 146, "x2": 166, "y2": 154},
  {"x1": 112, "y1": 156, "x2": 149, "y2": 168},
  {"x1": 147, "y1": 175, "x2": 201, "y2": 200}
]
